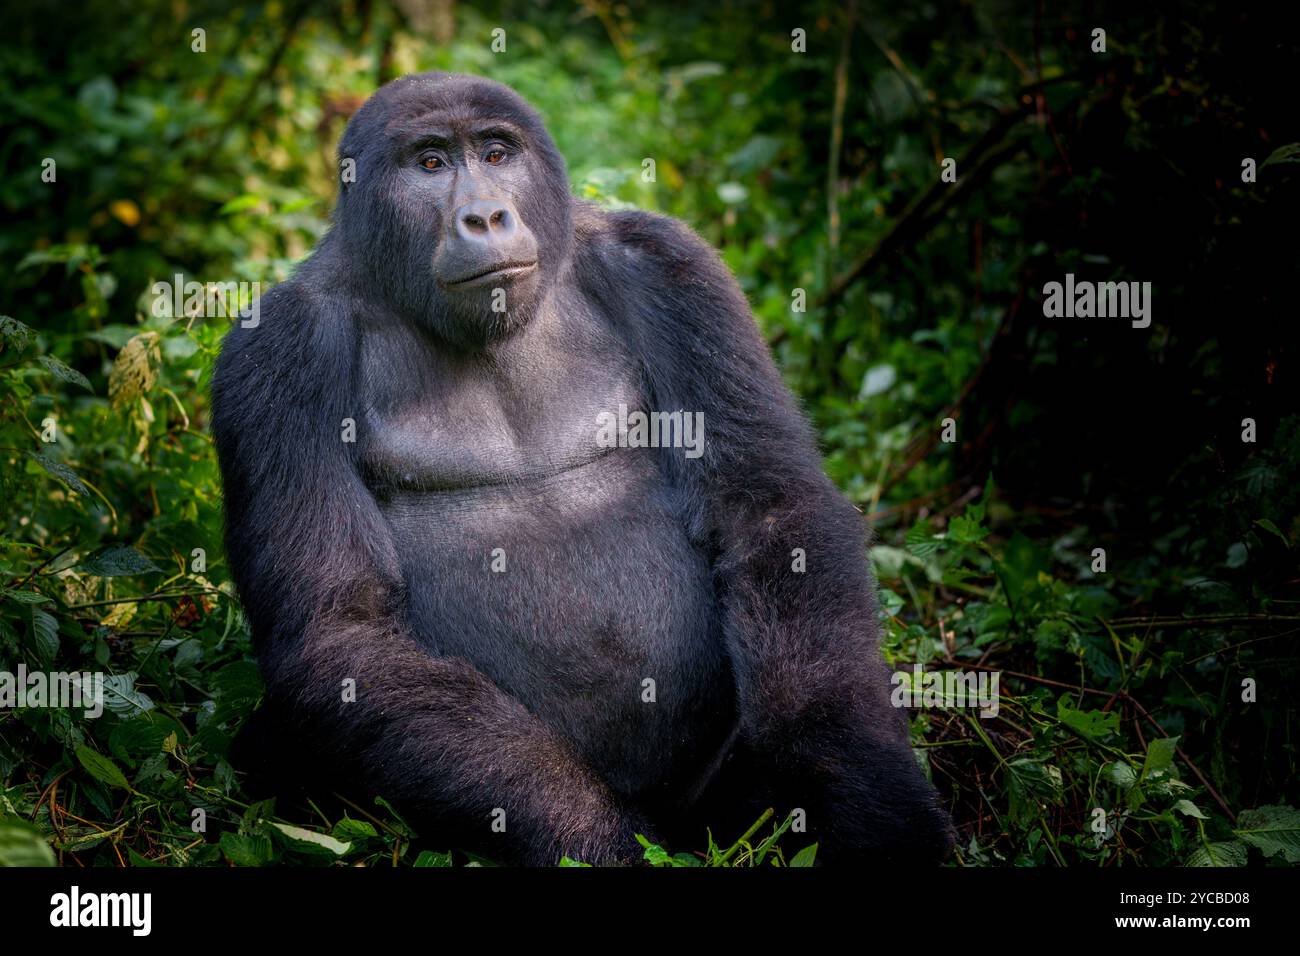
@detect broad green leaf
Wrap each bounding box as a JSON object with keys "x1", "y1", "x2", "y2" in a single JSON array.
[
  {"x1": 413, "y1": 849, "x2": 453, "y2": 867},
  {"x1": 28, "y1": 453, "x2": 91, "y2": 498},
  {"x1": 0, "y1": 315, "x2": 33, "y2": 352},
  {"x1": 1107, "y1": 761, "x2": 1138, "y2": 792},
  {"x1": 905, "y1": 519, "x2": 942, "y2": 558},
  {"x1": 218, "y1": 194, "x2": 264, "y2": 215},
  {"x1": 789, "y1": 843, "x2": 819, "y2": 867},
  {"x1": 1185, "y1": 841, "x2": 1247, "y2": 867},
  {"x1": 75, "y1": 744, "x2": 132, "y2": 791},
  {"x1": 77, "y1": 545, "x2": 160, "y2": 577},
  {"x1": 219, "y1": 832, "x2": 275, "y2": 867},
  {"x1": 1142, "y1": 737, "x2": 1180, "y2": 778},
  {"x1": 2, "y1": 588, "x2": 53, "y2": 605},
  {"x1": 1058, "y1": 698, "x2": 1121, "y2": 740},
  {"x1": 267, "y1": 821, "x2": 351, "y2": 857},
  {"x1": 332, "y1": 818, "x2": 378, "y2": 843},
  {"x1": 101, "y1": 672, "x2": 155, "y2": 717},
  {"x1": 29, "y1": 607, "x2": 59, "y2": 661},
  {"x1": 1173, "y1": 800, "x2": 1209, "y2": 820},
  {"x1": 1234, "y1": 805, "x2": 1300, "y2": 863},
  {"x1": 36, "y1": 355, "x2": 92, "y2": 391},
  {"x1": 212, "y1": 661, "x2": 264, "y2": 701},
  {"x1": 110, "y1": 714, "x2": 183, "y2": 764},
  {"x1": 1261, "y1": 143, "x2": 1300, "y2": 168},
  {"x1": 0, "y1": 818, "x2": 55, "y2": 866}
]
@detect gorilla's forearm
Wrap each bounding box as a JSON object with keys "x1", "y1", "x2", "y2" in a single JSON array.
[
  {"x1": 714, "y1": 489, "x2": 955, "y2": 860},
  {"x1": 274, "y1": 613, "x2": 645, "y2": 865},
  {"x1": 715, "y1": 484, "x2": 884, "y2": 743}
]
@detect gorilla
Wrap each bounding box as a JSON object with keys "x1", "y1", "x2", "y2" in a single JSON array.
[{"x1": 212, "y1": 72, "x2": 954, "y2": 865}]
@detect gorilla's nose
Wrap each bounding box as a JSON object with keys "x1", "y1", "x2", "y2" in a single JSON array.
[{"x1": 455, "y1": 199, "x2": 517, "y2": 244}]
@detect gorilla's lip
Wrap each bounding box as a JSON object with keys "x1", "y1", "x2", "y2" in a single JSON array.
[{"x1": 443, "y1": 260, "x2": 538, "y2": 288}]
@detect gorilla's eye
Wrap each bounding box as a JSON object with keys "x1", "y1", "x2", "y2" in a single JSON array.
[
  {"x1": 420, "y1": 155, "x2": 444, "y2": 171},
  {"x1": 483, "y1": 147, "x2": 507, "y2": 165}
]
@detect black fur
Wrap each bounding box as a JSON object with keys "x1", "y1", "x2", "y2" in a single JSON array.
[{"x1": 212, "y1": 72, "x2": 954, "y2": 865}]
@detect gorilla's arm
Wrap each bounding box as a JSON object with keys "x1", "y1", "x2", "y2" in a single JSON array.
[
  {"x1": 602, "y1": 210, "x2": 953, "y2": 861},
  {"x1": 211, "y1": 284, "x2": 642, "y2": 865}
]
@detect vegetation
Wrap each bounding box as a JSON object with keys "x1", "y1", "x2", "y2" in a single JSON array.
[{"x1": 1, "y1": 0, "x2": 1297, "y2": 867}]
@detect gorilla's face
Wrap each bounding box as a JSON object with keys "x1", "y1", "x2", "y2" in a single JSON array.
[{"x1": 335, "y1": 74, "x2": 573, "y2": 346}]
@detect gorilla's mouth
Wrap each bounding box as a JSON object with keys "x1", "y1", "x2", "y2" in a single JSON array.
[{"x1": 443, "y1": 261, "x2": 538, "y2": 289}]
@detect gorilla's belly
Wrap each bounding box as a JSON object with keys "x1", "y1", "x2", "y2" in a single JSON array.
[{"x1": 377, "y1": 449, "x2": 734, "y2": 801}]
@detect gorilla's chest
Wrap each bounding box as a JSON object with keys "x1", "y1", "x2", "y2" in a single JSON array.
[{"x1": 352, "y1": 315, "x2": 730, "y2": 797}]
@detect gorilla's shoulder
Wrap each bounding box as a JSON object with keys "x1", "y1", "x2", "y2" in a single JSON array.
[
  {"x1": 573, "y1": 201, "x2": 738, "y2": 300},
  {"x1": 213, "y1": 278, "x2": 354, "y2": 388}
]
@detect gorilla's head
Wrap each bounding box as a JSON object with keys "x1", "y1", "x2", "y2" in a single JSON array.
[{"x1": 334, "y1": 73, "x2": 573, "y2": 346}]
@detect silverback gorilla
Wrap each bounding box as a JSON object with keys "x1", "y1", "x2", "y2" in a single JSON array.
[{"x1": 212, "y1": 72, "x2": 955, "y2": 865}]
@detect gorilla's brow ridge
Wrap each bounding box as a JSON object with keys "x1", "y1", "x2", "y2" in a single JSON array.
[{"x1": 389, "y1": 114, "x2": 528, "y2": 149}]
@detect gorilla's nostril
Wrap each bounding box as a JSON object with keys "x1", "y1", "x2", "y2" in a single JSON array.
[{"x1": 455, "y1": 199, "x2": 516, "y2": 241}]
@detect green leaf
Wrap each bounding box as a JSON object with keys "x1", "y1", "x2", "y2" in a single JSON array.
[
  {"x1": 332, "y1": 818, "x2": 378, "y2": 843},
  {"x1": 413, "y1": 849, "x2": 453, "y2": 867},
  {"x1": 218, "y1": 194, "x2": 264, "y2": 215},
  {"x1": 788, "y1": 843, "x2": 819, "y2": 867},
  {"x1": 0, "y1": 818, "x2": 56, "y2": 866},
  {"x1": 1234, "y1": 805, "x2": 1300, "y2": 863},
  {"x1": 28, "y1": 453, "x2": 91, "y2": 498},
  {"x1": 213, "y1": 661, "x2": 265, "y2": 701},
  {"x1": 29, "y1": 607, "x2": 59, "y2": 661},
  {"x1": 1057, "y1": 698, "x2": 1121, "y2": 740},
  {"x1": 219, "y1": 832, "x2": 275, "y2": 867},
  {"x1": 75, "y1": 744, "x2": 132, "y2": 791},
  {"x1": 36, "y1": 355, "x2": 92, "y2": 391},
  {"x1": 1185, "y1": 841, "x2": 1248, "y2": 867},
  {"x1": 0, "y1": 315, "x2": 33, "y2": 352},
  {"x1": 76, "y1": 545, "x2": 161, "y2": 577},
  {"x1": 2, "y1": 588, "x2": 53, "y2": 605},
  {"x1": 1261, "y1": 143, "x2": 1300, "y2": 168},
  {"x1": 947, "y1": 512, "x2": 989, "y2": 545},
  {"x1": 877, "y1": 588, "x2": 905, "y2": 618},
  {"x1": 1141, "y1": 737, "x2": 1179, "y2": 778},
  {"x1": 101, "y1": 672, "x2": 155, "y2": 717},
  {"x1": 267, "y1": 821, "x2": 351, "y2": 858},
  {"x1": 557, "y1": 856, "x2": 591, "y2": 867},
  {"x1": 905, "y1": 519, "x2": 942, "y2": 558},
  {"x1": 1173, "y1": 800, "x2": 1209, "y2": 820},
  {"x1": 1007, "y1": 759, "x2": 1064, "y2": 825},
  {"x1": 109, "y1": 714, "x2": 184, "y2": 764},
  {"x1": 1107, "y1": 761, "x2": 1138, "y2": 792},
  {"x1": 85, "y1": 324, "x2": 142, "y2": 349}
]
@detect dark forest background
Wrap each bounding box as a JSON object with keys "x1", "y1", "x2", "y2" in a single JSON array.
[{"x1": 1, "y1": 0, "x2": 1297, "y2": 866}]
